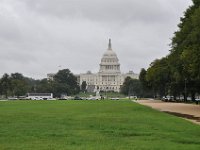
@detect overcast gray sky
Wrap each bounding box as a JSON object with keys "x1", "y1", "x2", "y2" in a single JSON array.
[{"x1": 0, "y1": 0, "x2": 192, "y2": 79}]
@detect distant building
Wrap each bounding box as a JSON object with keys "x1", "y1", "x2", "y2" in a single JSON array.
[
  {"x1": 79, "y1": 39, "x2": 138, "y2": 92},
  {"x1": 47, "y1": 39, "x2": 139, "y2": 93}
]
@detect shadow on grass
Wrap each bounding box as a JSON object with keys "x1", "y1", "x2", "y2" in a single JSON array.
[{"x1": 164, "y1": 111, "x2": 200, "y2": 123}]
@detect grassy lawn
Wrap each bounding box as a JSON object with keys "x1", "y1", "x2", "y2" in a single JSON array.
[{"x1": 0, "y1": 100, "x2": 200, "y2": 150}]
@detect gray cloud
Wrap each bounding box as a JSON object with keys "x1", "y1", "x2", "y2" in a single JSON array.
[
  {"x1": 0, "y1": 0, "x2": 192, "y2": 79},
  {"x1": 21, "y1": 0, "x2": 179, "y2": 23}
]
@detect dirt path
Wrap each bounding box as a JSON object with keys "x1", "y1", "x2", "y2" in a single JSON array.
[{"x1": 136, "y1": 100, "x2": 200, "y2": 125}]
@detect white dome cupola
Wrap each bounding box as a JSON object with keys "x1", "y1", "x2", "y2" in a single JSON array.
[{"x1": 99, "y1": 39, "x2": 121, "y2": 74}]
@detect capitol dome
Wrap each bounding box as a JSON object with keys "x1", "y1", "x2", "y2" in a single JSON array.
[{"x1": 99, "y1": 39, "x2": 121, "y2": 74}]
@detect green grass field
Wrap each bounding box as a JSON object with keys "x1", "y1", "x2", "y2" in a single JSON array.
[{"x1": 0, "y1": 100, "x2": 200, "y2": 150}]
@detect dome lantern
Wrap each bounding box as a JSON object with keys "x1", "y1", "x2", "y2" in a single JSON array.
[{"x1": 108, "y1": 38, "x2": 112, "y2": 50}]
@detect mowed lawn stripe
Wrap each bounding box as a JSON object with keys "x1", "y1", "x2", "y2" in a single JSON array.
[{"x1": 0, "y1": 100, "x2": 200, "y2": 150}]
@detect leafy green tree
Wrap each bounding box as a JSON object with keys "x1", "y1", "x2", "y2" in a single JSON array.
[
  {"x1": 53, "y1": 69, "x2": 79, "y2": 97},
  {"x1": 139, "y1": 68, "x2": 154, "y2": 98},
  {"x1": 121, "y1": 77, "x2": 142, "y2": 97},
  {"x1": 121, "y1": 77, "x2": 132, "y2": 95},
  {"x1": 81, "y1": 81, "x2": 87, "y2": 92},
  {"x1": 36, "y1": 78, "x2": 52, "y2": 93},
  {"x1": 170, "y1": 0, "x2": 200, "y2": 100},
  {"x1": 11, "y1": 80, "x2": 27, "y2": 97},
  {"x1": 144, "y1": 0, "x2": 200, "y2": 100},
  {"x1": 139, "y1": 68, "x2": 147, "y2": 88},
  {"x1": 0, "y1": 73, "x2": 11, "y2": 98},
  {"x1": 146, "y1": 58, "x2": 170, "y2": 98},
  {"x1": 10, "y1": 73, "x2": 29, "y2": 97}
]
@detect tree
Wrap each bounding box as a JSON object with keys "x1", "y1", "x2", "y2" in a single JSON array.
[
  {"x1": 0, "y1": 73, "x2": 11, "y2": 98},
  {"x1": 53, "y1": 69, "x2": 79, "y2": 97},
  {"x1": 139, "y1": 68, "x2": 154, "y2": 98},
  {"x1": 121, "y1": 77, "x2": 142, "y2": 97},
  {"x1": 139, "y1": 68, "x2": 148, "y2": 88},
  {"x1": 10, "y1": 73, "x2": 29, "y2": 97},
  {"x1": 170, "y1": 0, "x2": 200, "y2": 100},
  {"x1": 36, "y1": 78, "x2": 52, "y2": 93},
  {"x1": 144, "y1": 1, "x2": 200, "y2": 100},
  {"x1": 81, "y1": 81, "x2": 87, "y2": 92},
  {"x1": 146, "y1": 58, "x2": 170, "y2": 98}
]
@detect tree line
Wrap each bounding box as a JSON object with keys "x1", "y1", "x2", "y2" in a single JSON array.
[
  {"x1": 0, "y1": 69, "x2": 79, "y2": 98},
  {"x1": 139, "y1": 0, "x2": 200, "y2": 101},
  {"x1": 120, "y1": 76, "x2": 154, "y2": 98}
]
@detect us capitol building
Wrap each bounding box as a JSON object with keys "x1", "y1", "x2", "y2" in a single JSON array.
[
  {"x1": 48, "y1": 39, "x2": 138, "y2": 93},
  {"x1": 78, "y1": 39, "x2": 138, "y2": 92}
]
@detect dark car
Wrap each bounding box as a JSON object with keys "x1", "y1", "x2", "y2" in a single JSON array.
[
  {"x1": 73, "y1": 96, "x2": 83, "y2": 100},
  {"x1": 58, "y1": 98, "x2": 68, "y2": 100}
]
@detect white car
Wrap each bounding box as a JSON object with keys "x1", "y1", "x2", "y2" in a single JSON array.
[
  {"x1": 8, "y1": 97, "x2": 18, "y2": 100},
  {"x1": 87, "y1": 97, "x2": 100, "y2": 100}
]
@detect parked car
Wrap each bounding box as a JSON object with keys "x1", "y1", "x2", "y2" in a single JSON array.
[
  {"x1": 162, "y1": 96, "x2": 174, "y2": 102},
  {"x1": 58, "y1": 98, "x2": 68, "y2": 100},
  {"x1": 110, "y1": 98, "x2": 119, "y2": 100},
  {"x1": 195, "y1": 98, "x2": 200, "y2": 101},
  {"x1": 8, "y1": 97, "x2": 18, "y2": 100},
  {"x1": 73, "y1": 96, "x2": 83, "y2": 100}
]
